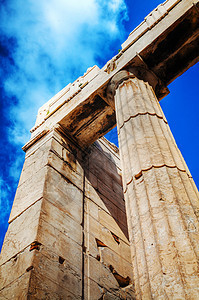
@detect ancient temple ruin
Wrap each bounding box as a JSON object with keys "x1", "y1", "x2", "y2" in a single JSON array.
[{"x1": 0, "y1": 0, "x2": 199, "y2": 299}]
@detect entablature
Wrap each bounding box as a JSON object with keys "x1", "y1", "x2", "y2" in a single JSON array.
[{"x1": 26, "y1": 0, "x2": 199, "y2": 150}]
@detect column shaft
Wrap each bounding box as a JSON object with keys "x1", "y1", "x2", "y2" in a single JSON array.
[{"x1": 113, "y1": 73, "x2": 199, "y2": 299}]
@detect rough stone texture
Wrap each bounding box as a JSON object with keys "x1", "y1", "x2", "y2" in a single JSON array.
[
  {"x1": 111, "y1": 71, "x2": 199, "y2": 299},
  {"x1": 0, "y1": 129, "x2": 134, "y2": 299}
]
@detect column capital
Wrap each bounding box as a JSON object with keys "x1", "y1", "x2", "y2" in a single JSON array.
[
  {"x1": 106, "y1": 70, "x2": 135, "y2": 109},
  {"x1": 106, "y1": 66, "x2": 169, "y2": 109}
]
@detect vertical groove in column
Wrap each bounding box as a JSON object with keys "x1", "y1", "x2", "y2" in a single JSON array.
[
  {"x1": 118, "y1": 130, "x2": 143, "y2": 298},
  {"x1": 155, "y1": 108, "x2": 190, "y2": 174},
  {"x1": 116, "y1": 85, "x2": 141, "y2": 186},
  {"x1": 127, "y1": 106, "x2": 158, "y2": 299},
  {"x1": 118, "y1": 81, "x2": 185, "y2": 299},
  {"x1": 164, "y1": 167, "x2": 199, "y2": 257},
  {"x1": 137, "y1": 98, "x2": 199, "y2": 262},
  {"x1": 116, "y1": 86, "x2": 153, "y2": 299},
  {"x1": 121, "y1": 175, "x2": 142, "y2": 299},
  {"x1": 135, "y1": 115, "x2": 187, "y2": 298},
  {"x1": 113, "y1": 73, "x2": 199, "y2": 299},
  {"x1": 143, "y1": 110, "x2": 199, "y2": 224},
  {"x1": 154, "y1": 166, "x2": 199, "y2": 299},
  {"x1": 152, "y1": 107, "x2": 199, "y2": 229},
  {"x1": 177, "y1": 170, "x2": 199, "y2": 221},
  {"x1": 139, "y1": 107, "x2": 195, "y2": 294},
  {"x1": 151, "y1": 111, "x2": 199, "y2": 297},
  {"x1": 117, "y1": 83, "x2": 161, "y2": 298}
]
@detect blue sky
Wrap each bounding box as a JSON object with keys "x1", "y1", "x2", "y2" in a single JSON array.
[{"x1": 0, "y1": 0, "x2": 198, "y2": 250}]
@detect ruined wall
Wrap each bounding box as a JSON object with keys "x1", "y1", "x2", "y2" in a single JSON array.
[{"x1": 0, "y1": 128, "x2": 135, "y2": 299}]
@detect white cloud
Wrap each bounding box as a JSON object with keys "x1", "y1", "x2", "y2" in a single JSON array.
[{"x1": 1, "y1": 0, "x2": 128, "y2": 147}]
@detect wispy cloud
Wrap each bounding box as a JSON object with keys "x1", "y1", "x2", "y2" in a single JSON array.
[{"x1": 1, "y1": 0, "x2": 128, "y2": 143}]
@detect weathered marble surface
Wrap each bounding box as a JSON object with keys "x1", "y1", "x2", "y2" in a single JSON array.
[
  {"x1": 0, "y1": 129, "x2": 134, "y2": 299},
  {"x1": 109, "y1": 70, "x2": 199, "y2": 299}
]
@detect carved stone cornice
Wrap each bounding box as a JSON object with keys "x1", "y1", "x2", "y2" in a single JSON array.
[{"x1": 22, "y1": 129, "x2": 49, "y2": 152}]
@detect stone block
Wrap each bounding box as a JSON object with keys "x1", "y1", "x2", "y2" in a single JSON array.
[
  {"x1": 99, "y1": 209, "x2": 129, "y2": 244},
  {"x1": 41, "y1": 199, "x2": 82, "y2": 245},
  {"x1": 112, "y1": 176, "x2": 123, "y2": 194},
  {"x1": 28, "y1": 271, "x2": 81, "y2": 299},
  {"x1": 84, "y1": 274, "x2": 135, "y2": 299},
  {"x1": 30, "y1": 248, "x2": 82, "y2": 298},
  {"x1": 85, "y1": 197, "x2": 99, "y2": 221},
  {"x1": 0, "y1": 247, "x2": 34, "y2": 291},
  {"x1": 88, "y1": 145, "x2": 107, "y2": 170},
  {"x1": 100, "y1": 246, "x2": 133, "y2": 280},
  {"x1": 117, "y1": 223, "x2": 129, "y2": 241},
  {"x1": 85, "y1": 234, "x2": 134, "y2": 288},
  {"x1": 19, "y1": 148, "x2": 49, "y2": 188},
  {"x1": 62, "y1": 146, "x2": 81, "y2": 173},
  {"x1": 84, "y1": 212, "x2": 99, "y2": 237},
  {"x1": 85, "y1": 214, "x2": 131, "y2": 263},
  {"x1": 50, "y1": 137, "x2": 63, "y2": 158},
  {"x1": 85, "y1": 171, "x2": 98, "y2": 189},
  {"x1": 9, "y1": 167, "x2": 47, "y2": 222},
  {"x1": 93, "y1": 139, "x2": 121, "y2": 170},
  {"x1": 97, "y1": 179, "x2": 125, "y2": 212},
  {"x1": 85, "y1": 182, "x2": 110, "y2": 213},
  {"x1": 88, "y1": 163, "x2": 114, "y2": 190},
  {"x1": 85, "y1": 179, "x2": 126, "y2": 221},
  {"x1": 84, "y1": 254, "x2": 119, "y2": 291},
  {"x1": 84, "y1": 276, "x2": 104, "y2": 300},
  {"x1": 0, "y1": 272, "x2": 30, "y2": 299},
  {"x1": 84, "y1": 231, "x2": 100, "y2": 259},
  {"x1": 47, "y1": 150, "x2": 83, "y2": 190},
  {"x1": 85, "y1": 194, "x2": 127, "y2": 231},
  {"x1": 51, "y1": 136, "x2": 83, "y2": 175},
  {"x1": 0, "y1": 200, "x2": 42, "y2": 264},
  {"x1": 104, "y1": 162, "x2": 122, "y2": 185},
  {"x1": 36, "y1": 218, "x2": 82, "y2": 271},
  {"x1": 44, "y1": 166, "x2": 83, "y2": 223},
  {"x1": 116, "y1": 209, "x2": 128, "y2": 228},
  {"x1": 25, "y1": 137, "x2": 52, "y2": 166},
  {"x1": 88, "y1": 161, "x2": 121, "y2": 188},
  {"x1": 88, "y1": 142, "x2": 121, "y2": 182}
]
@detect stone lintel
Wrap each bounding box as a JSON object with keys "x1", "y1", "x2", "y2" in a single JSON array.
[{"x1": 121, "y1": 0, "x2": 182, "y2": 50}]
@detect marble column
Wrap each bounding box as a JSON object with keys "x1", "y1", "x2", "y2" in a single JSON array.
[{"x1": 107, "y1": 70, "x2": 199, "y2": 299}]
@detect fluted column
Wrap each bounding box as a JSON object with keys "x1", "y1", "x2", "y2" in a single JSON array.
[{"x1": 107, "y1": 70, "x2": 199, "y2": 299}]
